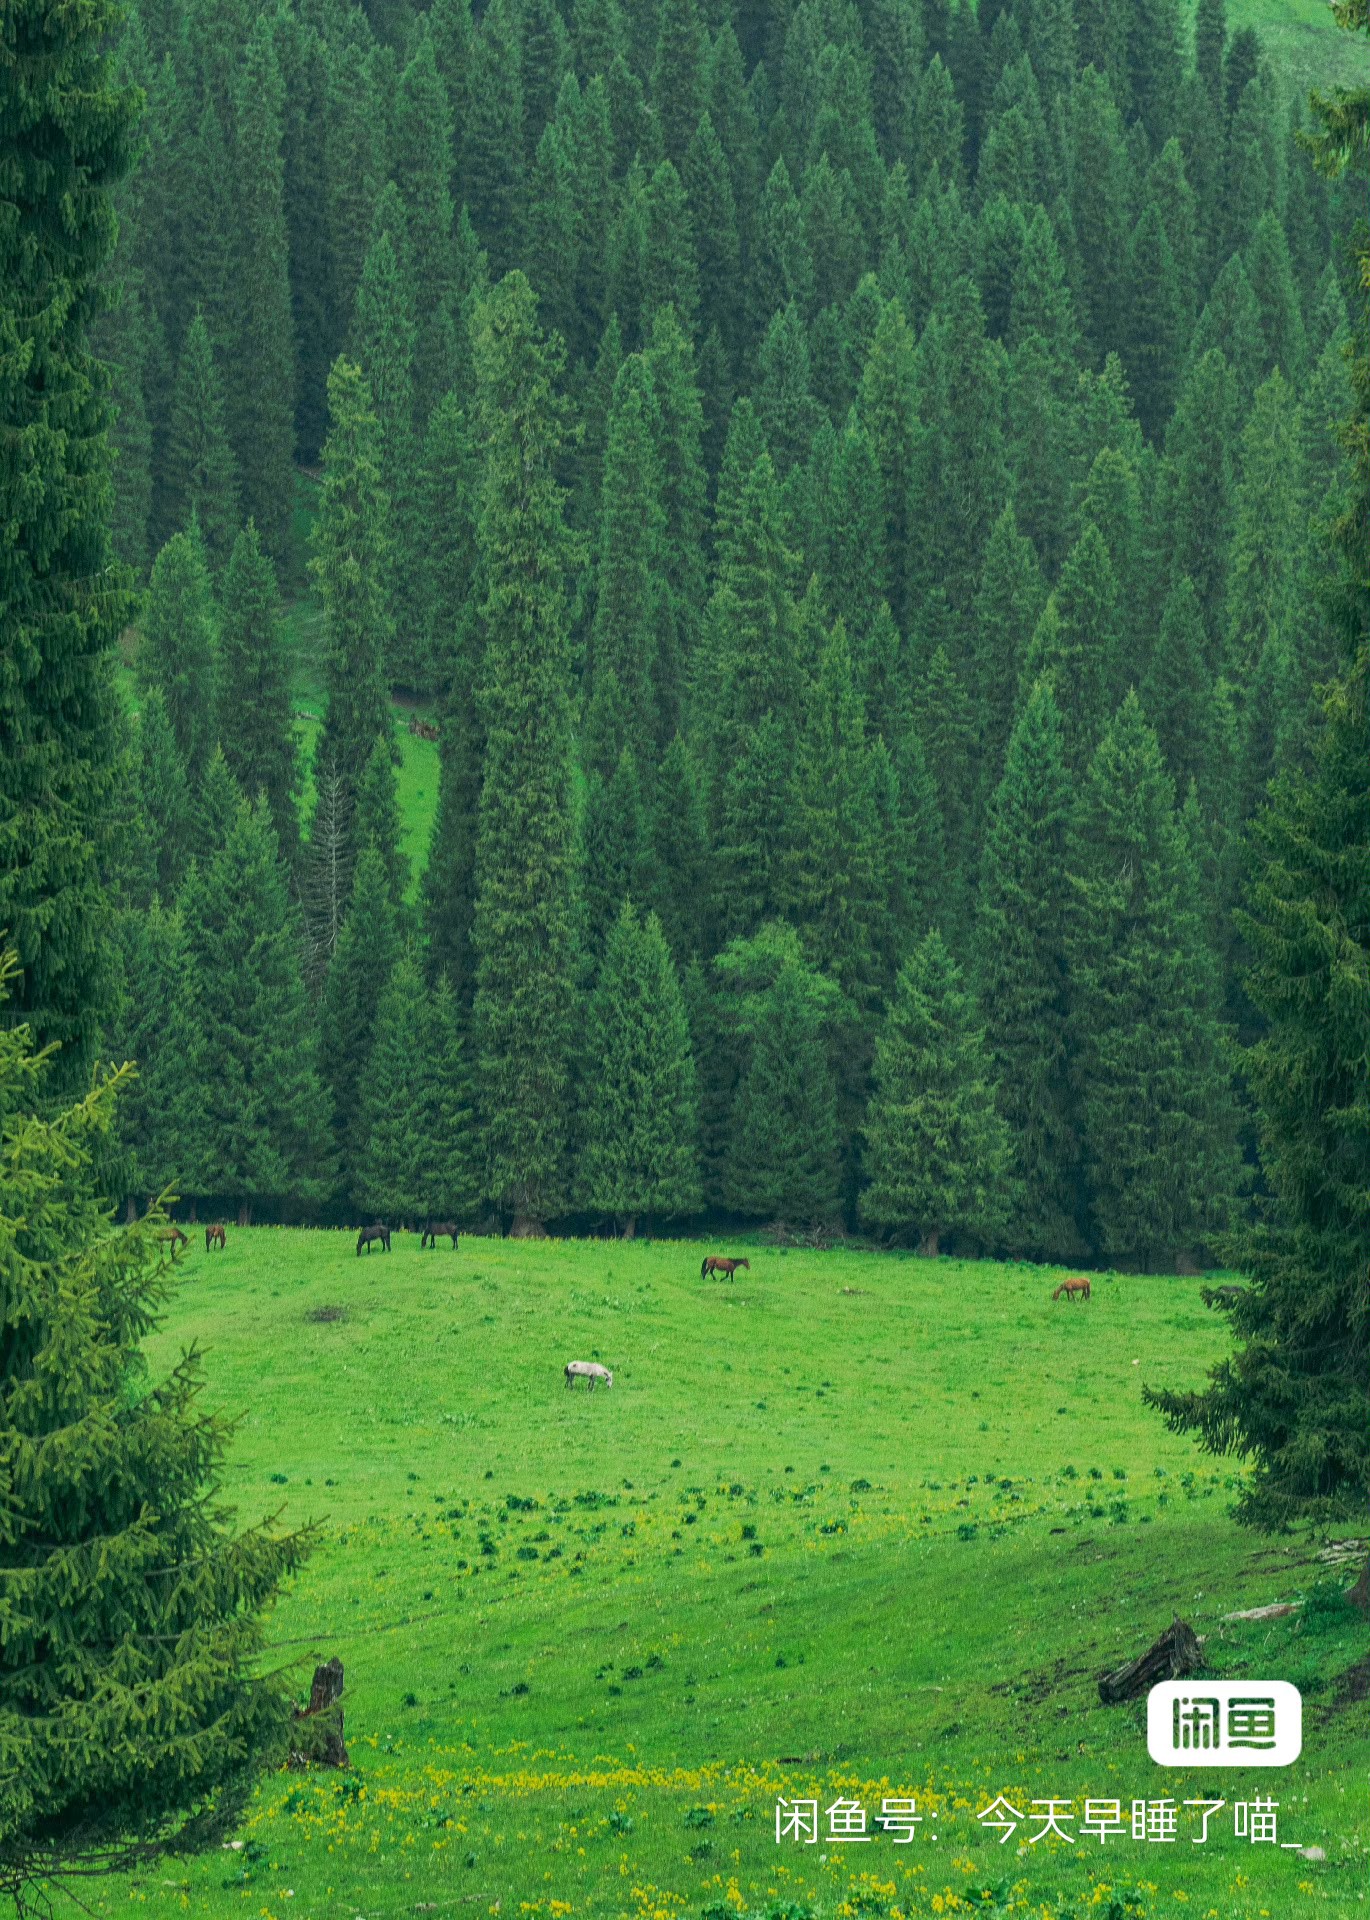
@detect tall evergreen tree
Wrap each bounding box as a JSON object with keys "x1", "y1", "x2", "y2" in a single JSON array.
[
  {"x1": 312, "y1": 357, "x2": 394, "y2": 871},
  {"x1": 1145, "y1": 0, "x2": 1370, "y2": 1550},
  {"x1": 470, "y1": 276, "x2": 578, "y2": 1230},
  {"x1": 0, "y1": 0, "x2": 139, "y2": 1077},
  {"x1": 0, "y1": 953, "x2": 308, "y2": 1907},
  {"x1": 723, "y1": 942, "x2": 841, "y2": 1225},
  {"x1": 976, "y1": 680, "x2": 1081, "y2": 1260},
  {"x1": 861, "y1": 930, "x2": 1011, "y2": 1256},
  {"x1": 177, "y1": 796, "x2": 334, "y2": 1216},
  {"x1": 579, "y1": 901, "x2": 701, "y2": 1232},
  {"x1": 138, "y1": 529, "x2": 219, "y2": 784},
  {"x1": 227, "y1": 17, "x2": 296, "y2": 559},
  {"x1": 1065, "y1": 692, "x2": 1236, "y2": 1266},
  {"x1": 217, "y1": 523, "x2": 297, "y2": 861},
  {"x1": 319, "y1": 841, "x2": 402, "y2": 1191},
  {"x1": 164, "y1": 310, "x2": 239, "y2": 570},
  {"x1": 135, "y1": 688, "x2": 193, "y2": 904}
]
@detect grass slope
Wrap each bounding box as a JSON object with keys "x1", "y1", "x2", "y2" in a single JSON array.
[{"x1": 90, "y1": 1231, "x2": 1369, "y2": 1920}]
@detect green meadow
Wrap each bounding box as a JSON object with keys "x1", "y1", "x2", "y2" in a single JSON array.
[{"x1": 84, "y1": 1230, "x2": 1368, "y2": 1920}]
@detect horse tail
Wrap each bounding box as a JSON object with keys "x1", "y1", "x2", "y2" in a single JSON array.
[{"x1": 701, "y1": 1257, "x2": 708, "y2": 1278}]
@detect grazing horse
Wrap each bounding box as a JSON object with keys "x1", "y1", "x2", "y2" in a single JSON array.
[
  {"x1": 421, "y1": 1221, "x2": 459, "y2": 1250},
  {"x1": 357, "y1": 1224, "x2": 391, "y2": 1256},
  {"x1": 205, "y1": 1223, "x2": 226, "y2": 1251},
  {"x1": 702, "y1": 1255, "x2": 750, "y2": 1281},
  {"x1": 565, "y1": 1360, "x2": 613, "y2": 1391},
  {"x1": 1052, "y1": 1276, "x2": 1091, "y2": 1302},
  {"x1": 159, "y1": 1225, "x2": 189, "y2": 1259}
]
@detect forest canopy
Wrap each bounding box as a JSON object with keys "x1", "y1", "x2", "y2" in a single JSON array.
[{"x1": 86, "y1": 0, "x2": 1363, "y2": 1261}]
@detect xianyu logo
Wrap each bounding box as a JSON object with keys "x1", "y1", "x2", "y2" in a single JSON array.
[{"x1": 1147, "y1": 1681, "x2": 1303, "y2": 1767}]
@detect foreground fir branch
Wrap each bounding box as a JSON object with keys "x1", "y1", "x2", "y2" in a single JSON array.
[{"x1": 0, "y1": 957, "x2": 312, "y2": 1910}]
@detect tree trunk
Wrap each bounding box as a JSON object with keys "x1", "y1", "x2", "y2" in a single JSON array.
[
  {"x1": 288, "y1": 1657, "x2": 349, "y2": 1769},
  {"x1": 919, "y1": 1229, "x2": 940, "y2": 1257},
  {"x1": 188, "y1": 1200, "x2": 198, "y2": 1224},
  {"x1": 620, "y1": 1214, "x2": 637, "y2": 1239},
  {"x1": 510, "y1": 1214, "x2": 546, "y2": 1239},
  {"x1": 238, "y1": 1201, "x2": 252, "y2": 1228},
  {"x1": 1098, "y1": 1616, "x2": 1204, "y2": 1704},
  {"x1": 125, "y1": 1196, "x2": 137, "y2": 1223}
]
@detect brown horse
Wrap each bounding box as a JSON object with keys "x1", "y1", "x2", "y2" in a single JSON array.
[
  {"x1": 205, "y1": 1223, "x2": 226, "y2": 1251},
  {"x1": 702, "y1": 1255, "x2": 750, "y2": 1281},
  {"x1": 1052, "y1": 1276, "x2": 1091, "y2": 1302},
  {"x1": 158, "y1": 1225, "x2": 189, "y2": 1260},
  {"x1": 421, "y1": 1221, "x2": 459, "y2": 1250},
  {"x1": 357, "y1": 1224, "x2": 391, "y2": 1255}
]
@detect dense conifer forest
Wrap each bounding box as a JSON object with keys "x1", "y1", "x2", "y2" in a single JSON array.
[{"x1": 47, "y1": 0, "x2": 1370, "y2": 1259}]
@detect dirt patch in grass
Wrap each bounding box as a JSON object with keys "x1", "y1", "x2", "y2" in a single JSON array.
[{"x1": 306, "y1": 1304, "x2": 347, "y2": 1323}]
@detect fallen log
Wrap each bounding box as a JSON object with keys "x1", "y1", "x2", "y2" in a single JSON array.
[
  {"x1": 1098, "y1": 1615, "x2": 1203, "y2": 1704},
  {"x1": 288, "y1": 1656, "x2": 349, "y2": 1768},
  {"x1": 1222, "y1": 1601, "x2": 1301, "y2": 1623}
]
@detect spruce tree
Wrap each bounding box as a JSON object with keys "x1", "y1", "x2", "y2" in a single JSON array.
[
  {"x1": 0, "y1": 954, "x2": 309, "y2": 1907},
  {"x1": 138, "y1": 529, "x2": 219, "y2": 784},
  {"x1": 723, "y1": 945, "x2": 841, "y2": 1225},
  {"x1": 418, "y1": 974, "x2": 481, "y2": 1221},
  {"x1": 585, "y1": 354, "x2": 667, "y2": 778},
  {"x1": 420, "y1": 391, "x2": 484, "y2": 1005},
  {"x1": 970, "y1": 502, "x2": 1046, "y2": 810},
  {"x1": 354, "y1": 731, "x2": 410, "y2": 918},
  {"x1": 0, "y1": 0, "x2": 138, "y2": 1077},
  {"x1": 164, "y1": 310, "x2": 239, "y2": 571},
  {"x1": 861, "y1": 930, "x2": 1011, "y2": 1256},
  {"x1": 1144, "y1": 0, "x2": 1370, "y2": 1537},
  {"x1": 470, "y1": 275, "x2": 578, "y2": 1230},
  {"x1": 463, "y1": 0, "x2": 526, "y2": 273},
  {"x1": 1160, "y1": 346, "x2": 1237, "y2": 641},
  {"x1": 1065, "y1": 692, "x2": 1237, "y2": 1266},
  {"x1": 352, "y1": 191, "x2": 423, "y2": 686},
  {"x1": 579, "y1": 901, "x2": 702, "y2": 1232},
  {"x1": 176, "y1": 796, "x2": 333, "y2": 1217},
  {"x1": 319, "y1": 842, "x2": 402, "y2": 1192},
  {"x1": 976, "y1": 680, "x2": 1081, "y2": 1260},
  {"x1": 312, "y1": 357, "x2": 394, "y2": 872},
  {"x1": 135, "y1": 688, "x2": 193, "y2": 903},
  {"x1": 227, "y1": 17, "x2": 296, "y2": 560},
  {"x1": 217, "y1": 523, "x2": 298, "y2": 862},
  {"x1": 352, "y1": 951, "x2": 430, "y2": 1223}
]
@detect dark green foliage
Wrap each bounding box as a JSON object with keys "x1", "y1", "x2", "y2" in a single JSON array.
[
  {"x1": 579, "y1": 901, "x2": 701, "y2": 1229},
  {"x1": 0, "y1": 956, "x2": 309, "y2": 1907},
  {"x1": 353, "y1": 952, "x2": 479, "y2": 1222},
  {"x1": 227, "y1": 18, "x2": 296, "y2": 559},
  {"x1": 0, "y1": 0, "x2": 138, "y2": 1080},
  {"x1": 976, "y1": 682, "x2": 1081, "y2": 1261},
  {"x1": 1065, "y1": 693, "x2": 1236, "y2": 1267},
  {"x1": 217, "y1": 524, "x2": 297, "y2": 860},
  {"x1": 138, "y1": 529, "x2": 219, "y2": 783},
  {"x1": 420, "y1": 391, "x2": 483, "y2": 1004},
  {"x1": 354, "y1": 731, "x2": 409, "y2": 917},
  {"x1": 722, "y1": 935, "x2": 841, "y2": 1225},
  {"x1": 176, "y1": 796, "x2": 334, "y2": 1211},
  {"x1": 463, "y1": 0, "x2": 525, "y2": 272},
  {"x1": 312, "y1": 358, "x2": 394, "y2": 868},
  {"x1": 860, "y1": 930, "x2": 1011, "y2": 1255},
  {"x1": 135, "y1": 689, "x2": 193, "y2": 902},
  {"x1": 165, "y1": 311, "x2": 239, "y2": 570},
  {"x1": 320, "y1": 842, "x2": 402, "y2": 1189},
  {"x1": 470, "y1": 276, "x2": 578, "y2": 1228}
]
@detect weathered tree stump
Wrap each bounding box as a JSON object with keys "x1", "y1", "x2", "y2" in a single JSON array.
[
  {"x1": 1098, "y1": 1616, "x2": 1203, "y2": 1704},
  {"x1": 288, "y1": 1657, "x2": 349, "y2": 1768}
]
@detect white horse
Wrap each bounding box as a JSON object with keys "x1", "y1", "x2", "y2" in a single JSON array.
[{"x1": 565, "y1": 1360, "x2": 613, "y2": 1391}]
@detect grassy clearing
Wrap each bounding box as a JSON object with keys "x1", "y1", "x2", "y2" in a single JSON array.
[
  {"x1": 1194, "y1": 0, "x2": 1370, "y2": 93},
  {"x1": 84, "y1": 1230, "x2": 1369, "y2": 1919}
]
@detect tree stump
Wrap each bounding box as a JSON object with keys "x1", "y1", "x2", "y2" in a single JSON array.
[
  {"x1": 288, "y1": 1657, "x2": 349, "y2": 1768},
  {"x1": 1097, "y1": 1616, "x2": 1204, "y2": 1704}
]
